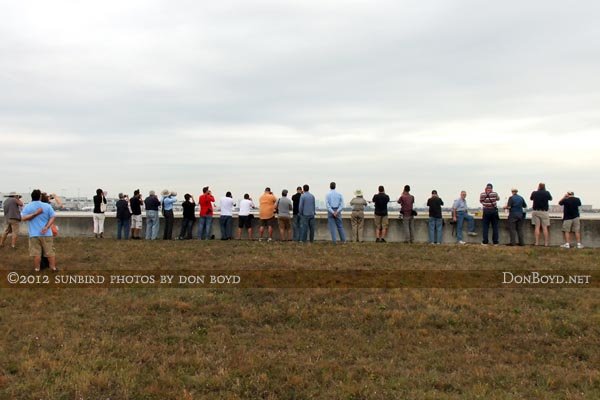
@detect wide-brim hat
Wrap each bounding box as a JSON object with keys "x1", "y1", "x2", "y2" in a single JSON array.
[
  {"x1": 355, "y1": 189, "x2": 363, "y2": 196},
  {"x1": 6, "y1": 191, "x2": 18, "y2": 197},
  {"x1": 170, "y1": 190, "x2": 177, "y2": 197},
  {"x1": 161, "y1": 189, "x2": 171, "y2": 197}
]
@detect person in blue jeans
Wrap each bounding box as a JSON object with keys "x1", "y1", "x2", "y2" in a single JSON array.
[
  {"x1": 299, "y1": 184, "x2": 316, "y2": 243},
  {"x1": 426, "y1": 190, "x2": 444, "y2": 244},
  {"x1": 452, "y1": 190, "x2": 477, "y2": 244},
  {"x1": 325, "y1": 182, "x2": 346, "y2": 244},
  {"x1": 144, "y1": 190, "x2": 161, "y2": 240}
]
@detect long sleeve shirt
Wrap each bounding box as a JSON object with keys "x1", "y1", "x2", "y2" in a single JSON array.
[
  {"x1": 299, "y1": 192, "x2": 316, "y2": 217},
  {"x1": 325, "y1": 190, "x2": 344, "y2": 214}
]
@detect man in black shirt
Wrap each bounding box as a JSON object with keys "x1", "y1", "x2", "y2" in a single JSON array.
[
  {"x1": 129, "y1": 189, "x2": 143, "y2": 240},
  {"x1": 530, "y1": 182, "x2": 552, "y2": 246},
  {"x1": 372, "y1": 186, "x2": 390, "y2": 242},
  {"x1": 427, "y1": 190, "x2": 444, "y2": 244},
  {"x1": 559, "y1": 191, "x2": 583, "y2": 249},
  {"x1": 291, "y1": 186, "x2": 303, "y2": 242}
]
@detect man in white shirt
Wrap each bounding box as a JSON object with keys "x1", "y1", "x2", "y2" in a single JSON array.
[
  {"x1": 219, "y1": 192, "x2": 236, "y2": 240},
  {"x1": 237, "y1": 194, "x2": 255, "y2": 240}
]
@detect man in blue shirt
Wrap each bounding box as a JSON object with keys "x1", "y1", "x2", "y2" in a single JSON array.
[
  {"x1": 161, "y1": 189, "x2": 177, "y2": 240},
  {"x1": 505, "y1": 188, "x2": 527, "y2": 246},
  {"x1": 21, "y1": 189, "x2": 57, "y2": 272},
  {"x1": 325, "y1": 182, "x2": 346, "y2": 244},
  {"x1": 452, "y1": 190, "x2": 477, "y2": 244},
  {"x1": 298, "y1": 184, "x2": 316, "y2": 243}
]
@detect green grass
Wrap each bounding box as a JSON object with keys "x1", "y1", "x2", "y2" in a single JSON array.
[{"x1": 0, "y1": 239, "x2": 599, "y2": 399}]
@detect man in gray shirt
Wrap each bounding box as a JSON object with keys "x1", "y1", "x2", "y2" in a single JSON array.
[
  {"x1": 276, "y1": 189, "x2": 293, "y2": 241},
  {"x1": 1, "y1": 192, "x2": 24, "y2": 249}
]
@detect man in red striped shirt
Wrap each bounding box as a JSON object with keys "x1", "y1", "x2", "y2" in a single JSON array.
[{"x1": 479, "y1": 183, "x2": 500, "y2": 245}]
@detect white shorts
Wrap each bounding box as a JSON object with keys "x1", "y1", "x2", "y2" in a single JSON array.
[{"x1": 131, "y1": 215, "x2": 143, "y2": 229}]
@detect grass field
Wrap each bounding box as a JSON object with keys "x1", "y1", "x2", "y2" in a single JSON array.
[{"x1": 1, "y1": 238, "x2": 599, "y2": 399}]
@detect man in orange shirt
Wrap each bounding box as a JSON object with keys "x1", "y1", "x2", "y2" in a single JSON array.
[{"x1": 258, "y1": 187, "x2": 277, "y2": 242}]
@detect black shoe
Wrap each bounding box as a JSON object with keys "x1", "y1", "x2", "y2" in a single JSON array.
[{"x1": 381, "y1": 238, "x2": 386, "y2": 243}]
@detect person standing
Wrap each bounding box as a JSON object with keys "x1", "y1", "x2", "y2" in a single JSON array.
[
  {"x1": 92, "y1": 188, "x2": 107, "y2": 238},
  {"x1": 427, "y1": 190, "x2": 444, "y2": 244},
  {"x1": 559, "y1": 191, "x2": 583, "y2": 249},
  {"x1": 178, "y1": 194, "x2": 196, "y2": 240},
  {"x1": 349, "y1": 189, "x2": 368, "y2": 242},
  {"x1": 452, "y1": 191, "x2": 477, "y2": 244},
  {"x1": 116, "y1": 193, "x2": 132, "y2": 240},
  {"x1": 197, "y1": 186, "x2": 215, "y2": 240},
  {"x1": 219, "y1": 191, "x2": 236, "y2": 240},
  {"x1": 530, "y1": 182, "x2": 553, "y2": 246},
  {"x1": 1, "y1": 192, "x2": 24, "y2": 249},
  {"x1": 21, "y1": 189, "x2": 57, "y2": 272},
  {"x1": 144, "y1": 190, "x2": 161, "y2": 240},
  {"x1": 291, "y1": 186, "x2": 303, "y2": 242},
  {"x1": 372, "y1": 186, "x2": 390, "y2": 243},
  {"x1": 129, "y1": 189, "x2": 143, "y2": 240},
  {"x1": 258, "y1": 187, "x2": 277, "y2": 242},
  {"x1": 325, "y1": 182, "x2": 346, "y2": 244},
  {"x1": 237, "y1": 194, "x2": 255, "y2": 240},
  {"x1": 299, "y1": 184, "x2": 316, "y2": 243},
  {"x1": 276, "y1": 189, "x2": 293, "y2": 241},
  {"x1": 505, "y1": 188, "x2": 527, "y2": 246},
  {"x1": 480, "y1": 183, "x2": 500, "y2": 245},
  {"x1": 398, "y1": 185, "x2": 415, "y2": 243},
  {"x1": 161, "y1": 189, "x2": 177, "y2": 240}
]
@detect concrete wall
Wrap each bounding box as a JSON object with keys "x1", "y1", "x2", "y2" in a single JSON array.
[{"x1": 2, "y1": 213, "x2": 598, "y2": 247}]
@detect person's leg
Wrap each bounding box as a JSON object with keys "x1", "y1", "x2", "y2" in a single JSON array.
[
  {"x1": 403, "y1": 216, "x2": 410, "y2": 243},
  {"x1": 99, "y1": 214, "x2": 106, "y2": 237},
  {"x1": 542, "y1": 225, "x2": 549, "y2": 246},
  {"x1": 117, "y1": 219, "x2": 123, "y2": 240},
  {"x1": 466, "y1": 214, "x2": 475, "y2": 234},
  {"x1": 308, "y1": 217, "x2": 315, "y2": 242},
  {"x1": 226, "y1": 216, "x2": 233, "y2": 239},
  {"x1": 328, "y1": 214, "x2": 337, "y2": 243},
  {"x1": 267, "y1": 224, "x2": 273, "y2": 240},
  {"x1": 516, "y1": 216, "x2": 524, "y2": 245},
  {"x1": 492, "y1": 213, "x2": 499, "y2": 244},
  {"x1": 357, "y1": 216, "x2": 364, "y2": 242},
  {"x1": 436, "y1": 218, "x2": 443, "y2": 244},
  {"x1": 428, "y1": 217, "x2": 435, "y2": 243},
  {"x1": 409, "y1": 217, "x2": 415, "y2": 243},
  {"x1": 220, "y1": 216, "x2": 227, "y2": 239},
  {"x1": 456, "y1": 213, "x2": 465, "y2": 242},
  {"x1": 336, "y1": 215, "x2": 346, "y2": 243},
  {"x1": 482, "y1": 213, "x2": 490, "y2": 244},
  {"x1": 351, "y1": 214, "x2": 358, "y2": 242},
  {"x1": 300, "y1": 216, "x2": 307, "y2": 242},
  {"x1": 145, "y1": 214, "x2": 152, "y2": 239},
  {"x1": 152, "y1": 213, "x2": 160, "y2": 240}
]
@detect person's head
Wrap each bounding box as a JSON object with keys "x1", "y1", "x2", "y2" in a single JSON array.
[
  {"x1": 282, "y1": 189, "x2": 288, "y2": 197},
  {"x1": 41, "y1": 192, "x2": 50, "y2": 203},
  {"x1": 264, "y1": 187, "x2": 271, "y2": 193},
  {"x1": 355, "y1": 189, "x2": 363, "y2": 197},
  {"x1": 538, "y1": 182, "x2": 546, "y2": 191},
  {"x1": 511, "y1": 188, "x2": 518, "y2": 194},
  {"x1": 486, "y1": 183, "x2": 493, "y2": 192},
  {"x1": 226, "y1": 191, "x2": 232, "y2": 198},
  {"x1": 567, "y1": 191, "x2": 575, "y2": 197},
  {"x1": 134, "y1": 189, "x2": 140, "y2": 196},
  {"x1": 404, "y1": 185, "x2": 410, "y2": 193},
  {"x1": 303, "y1": 184, "x2": 310, "y2": 192},
  {"x1": 378, "y1": 185, "x2": 385, "y2": 193},
  {"x1": 431, "y1": 190, "x2": 438, "y2": 197},
  {"x1": 460, "y1": 190, "x2": 467, "y2": 199},
  {"x1": 330, "y1": 182, "x2": 336, "y2": 190},
  {"x1": 202, "y1": 186, "x2": 209, "y2": 194},
  {"x1": 296, "y1": 186, "x2": 303, "y2": 193},
  {"x1": 149, "y1": 190, "x2": 156, "y2": 196},
  {"x1": 118, "y1": 193, "x2": 124, "y2": 199},
  {"x1": 244, "y1": 193, "x2": 250, "y2": 200},
  {"x1": 184, "y1": 193, "x2": 191, "y2": 202},
  {"x1": 96, "y1": 188, "x2": 103, "y2": 196},
  {"x1": 31, "y1": 189, "x2": 42, "y2": 201}
]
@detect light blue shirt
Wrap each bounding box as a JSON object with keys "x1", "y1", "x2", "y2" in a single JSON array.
[
  {"x1": 21, "y1": 201, "x2": 56, "y2": 237},
  {"x1": 299, "y1": 192, "x2": 316, "y2": 216},
  {"x1": 162, "y1": 196, "x2": 177, "y2": 211},
  {"x1": 452, "y1": 197, "x2": 468, "y2": 212},
  {"x1": 326, "y1": 190, "x2": 344, "y2": 214}
]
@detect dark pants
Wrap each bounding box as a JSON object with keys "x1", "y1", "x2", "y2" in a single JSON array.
[
  {"x1": 117, "y1": 218, "x2": 131, "y2": 240},
  {"x1": 179, "y1": 218, "x2": 195, "y2": 240},
  {"x1": 508, "y1": 214, "x2": 525, "y2": 245},
  {"x1": 292, "y1": 214, "x2": 302, "y2": 242},
  {"x1": 300, "y1": 215, "x2": 315, "y2": 242},
  {"x1": 163, "y1": 210, "x2": 174, "y2": 240},
  {"x1": 482, "y1": 209, "x2": 499, "y2": 244},
  {"x1": 220, "y1": 216, "x2": 233, "y2": 239}
]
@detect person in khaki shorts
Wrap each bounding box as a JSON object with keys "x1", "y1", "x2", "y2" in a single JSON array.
[
  {"x1": 276, "y1": 189, "x2": 293, "y2": 241},
  {"x1": 559, "y1": 191, "x2": 583, "y2": 249},
  {"x1": 20, "y1": 189, "x2": 58, "y2": 272},
  {"x1": 1, "y1": 192, "x2": 24, "y2": 249},
  {"x1": 530, "y1": 182, "x2": 553, "y2": 246},
  {"x1": 372, "y1": 186, "x2": 390, "y2": 243}
]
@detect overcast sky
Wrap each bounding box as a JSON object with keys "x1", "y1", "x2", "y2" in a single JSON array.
[{"x1": 2, "y1": 0, "x2": 599, "y2": 206}]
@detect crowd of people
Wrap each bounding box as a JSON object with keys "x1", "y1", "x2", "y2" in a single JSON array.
[{"x1": 2, "y1": 182, "x2": 586, "y2": 272}]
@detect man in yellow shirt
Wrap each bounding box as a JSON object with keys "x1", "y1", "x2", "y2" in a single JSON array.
[{"x1": 259, "y1": 187, "x2": 277, "y2": 242}]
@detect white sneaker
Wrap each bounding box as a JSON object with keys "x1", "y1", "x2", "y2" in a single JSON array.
[
  {"x1": 467, "y1": 232, "x2": 477, "y2": 236},
  {"x1": 560, "y1": 243, "x2": 570, "y2": 249},
  {"x1": 458, "y1": 240, "x2": 466, "y2": 245},
  {"x1": 577, "y1": 243, "x2": 584, "y2": 249}
]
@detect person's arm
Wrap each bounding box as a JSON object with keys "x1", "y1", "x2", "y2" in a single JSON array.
[
  {"x1": 50, "y1": 194, "x2": 64, "y2": 208},
  {"x1": 299, "y1": 196, "x2": 304, "y2": 215},
  {"x1": 40, "y1": 216, "x2": 56, "y2": 236},
  {"x1": 21, "y1": 207, "x2": 43, "y2": 221}
]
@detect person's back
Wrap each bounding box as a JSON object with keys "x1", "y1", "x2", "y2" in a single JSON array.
[
  {"x1": 259, "y1": 192, "x2": 277, "y2": 219},
  {"x1": 144, "y1": 195, "x2": 160, "y2": 211},
  {"x1": 116, "y1": 199, "x2": 131, "y2": 220},
  {"x1": 4, "y1": 197, "x2": 21, "y2": 221},
  {"x1": 277, "y1": 196, "x2": 293, "y2": 217},
  {"x1": 299, "y1": 191, "x2": 315, "y2": 216},
  {"x1": 239, "y1": 198, "x2": 254, "y2": 216},
  {"x1": 220, "y1": 196, "x2": 235, "y2": 216},
  {"x1": 372, "y1": 192, "x2": 390, "y2": 216},
  {"x1": 560, "y1": 196, "x2": 581, "y2": 220},
  {"x1": 530, "y1": 189, "x2": 552, "y2": 211}
]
